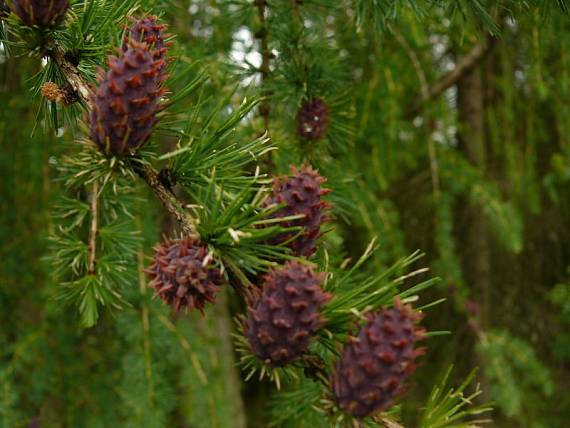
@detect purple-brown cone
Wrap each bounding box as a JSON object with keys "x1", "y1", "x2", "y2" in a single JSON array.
[
  {"x1": 266, "y1": 165, "x2": 330, "y2": 257},
  {"x1": 10, "y1": 0, "x2": 69, "y2": 27},
  {"x1": 146, "y1": 237, "x2": 224, "y2": 313},
  {"x1": 123, "y1": 15, "x2": 171, "y2": 79},
  {"x1": 332, "y1": 299, "x2": 426, "y2": 418},
  {"x1": 296, "y1": 97, "x2": 329, "y2": 141},
  {"x1": 90, "y1": 42, "x2": 164, "y2": 156},
  {"x1": 245, "y1": 261, "x2": 331, "y2": 366}
]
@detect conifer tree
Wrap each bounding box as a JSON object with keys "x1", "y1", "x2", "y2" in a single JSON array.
[{"x1": 1, "y1": 1, "x2": 569, "y2": 427}]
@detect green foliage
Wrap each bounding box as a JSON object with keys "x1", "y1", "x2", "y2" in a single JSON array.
[
  {"x1": 440, "y1": 153, "x2": 523, "y2": 254},
  {"x1": 166, "y1": 97, "x2": 275, "y2": 194},
  {"x1": 478, "y1": 330, "x2": 553, "y2": 421},
  {"x1": 548, "y1": 271, "x2": 570, "y2": 361},
  {"x1": 172, "y1": 302, "x2": 246, "y2": 428},
  {"x1": 322, "y1": 244, "x2": 440, "y2": 336},
  {"x1": 192, "y1": 172, "x2": 296, "y2": 278},
  {"x1": 46, "y1": 154, "x2": 141, "y2": 326},
  {"x1": 433, "y1": 192, "x2": 465, "y2": 300},
  {"x1": 117, "y1": 301, "x2": 179, "y2": 428},
  {"x1": 419, "y1": 366, "x2": 492, "y2": 428},
  {"x1": 268, "y1": 378, "x2": 327, "y2": 428}
]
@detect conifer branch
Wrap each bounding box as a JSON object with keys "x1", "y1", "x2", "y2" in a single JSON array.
[
  {"x1": 377, "y1": 417, "x2": 404, "y2": 428},
  {"x1": 289, "y1": 0, "x2": 303, "y2": 24},
  {"x1": 405, "y1": 39, "x2": 495, "y2": 118},
  {"x1": 50, "y1": 44, "x2": 93, "y2": 108},
  {"x1": 137, "y1": 245, "x2": 154, "y2": 398},
  {"x1": 131, "y1": 161, "x2": 196, "y2": 235},
  {"x1": 87, "y1": 181, "x2": 98, "y2": 275},
  {"x1": 50, "y1": 43, "x2": 198, "y2": 236}
]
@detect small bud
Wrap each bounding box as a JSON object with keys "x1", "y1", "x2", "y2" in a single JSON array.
[
  {"x1": 296, "y1": 97, "x2": 329, "y2": 141},
  {"x1": 41, "y1": 81, "x2": 77, "y2": 106}
]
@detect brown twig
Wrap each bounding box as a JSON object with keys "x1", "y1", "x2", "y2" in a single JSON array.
[
  {"x1": 50, "y1": 45, "x2": 93, "y2": 108},
  {"x1": 87, "y1": 181, "x2": 98, "y2": 275},
  {"x1": 130, "y1": 161, "x2": 196, "y2": 236},
  {"x1": 405, "y1": 40, "x2": 494, "y2": 118},
  {"x1": 255, "y1": 0, "x2": 271, "y2": 131}
]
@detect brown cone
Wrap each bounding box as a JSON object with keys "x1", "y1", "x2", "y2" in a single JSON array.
[
  {"x1": 146, "y1": 237, "x2": 224, "y2": 313},
  {"x1": 332, "y1": 299, "x2": 426, "y2": 418},
  {"x1": 245, "y1": 261, "x2": 331, "y2": 366},
  {"x1": 89, "y1": 42, "x2": 164, "y2": 156},
  {"x1": 265, "y1": 165, "x2": 331, "y2": 257}
]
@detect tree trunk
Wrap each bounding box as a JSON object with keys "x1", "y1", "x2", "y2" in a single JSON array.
[{"x1": 457, "y1": 66, "x2": 492, "y2": 329}]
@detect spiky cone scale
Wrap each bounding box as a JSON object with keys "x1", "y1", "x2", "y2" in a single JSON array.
[
  {"x1": 296, "y1": 97, "x2": 330, "y2": 141},
  {"x1": 146, "y1": 237, "x2": 224, "y2": 313},
  {"x1": 266, "y1": 165, "x2": 331, "y2": 257},
  {"x1": 245, "y1": 261, "x2": 331, "y2": 366},
  {"x1": 9, "y1": 0, "x2": 69, "y2": 27},
  {"x1": 332, "y1": 299, "x2": 426, "y2": 418},
  {"x1": 90, "y1": 42, "x2": 165, "y2": 156},
  {"x1": 123, "y1": 15, "x2": 172, "y2": 79}
]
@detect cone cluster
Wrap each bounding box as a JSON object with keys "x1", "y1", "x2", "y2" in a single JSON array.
[
  {"x1": 266, "y1": 165, "x2": 330, "y2": 257},
  {"x1": 9, "y1": 0, "x2": 69, "y2": 27},
  {"x1": 146, "y1": 237, "x2": 224, "y2": 313},
  {"x1": 245, "y1": 261, "x2": 331, "y2": 366},
  {"x1": 296, "y1": 97, "x2": 329, "y2": 141},
  {"x1": 332, "y1": 299, "x2": 426, "y2": 418},
  {"x1": 89, "y1": 41, "x2": 165, "y2": 156}
]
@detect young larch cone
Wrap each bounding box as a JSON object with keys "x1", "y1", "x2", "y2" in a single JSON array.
[
  {"x1": 245, "y1": 261, "x2": 331, "y2": 366},
  {"x1": 332, "y1": 299, "x2": 426, "y2": 418},
  {"x1": 146, "y1": 237, "x2": 224, "y2": 313},
  {"x1": 90, "y1": 42, "x2": 164, "y2": 156},
  {"x1": 123, "y1": 15, "x2": 171, "y2": 79},
  {"x1": 296, "y1": 97, "x2": 329, "y2": 141},
  {"x1": 9, "y1": 0, "x2": 69, "y2": 27},
  {"x1": 266, "y1": 165, "x2": 330, "y2": 257}
]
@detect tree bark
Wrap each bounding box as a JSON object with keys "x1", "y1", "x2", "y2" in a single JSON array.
[{"x1": 456, "y1": 60, "x2": 493, "y2": 404}]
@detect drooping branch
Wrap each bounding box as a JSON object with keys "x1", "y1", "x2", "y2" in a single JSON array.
[
  {"x1": 87, "y1": 181, "x2": 99, "y2": 275},
  {"x1": 136, "y1": 244, "x2": 155, "y2": 401},
  {"x1": 255, "y1": 0, "x2": 271, "y2": 131},
  {"x1": 392, "y1": 27, "x2": 440, "y2": 199},
  {"x1": 405, "y1": 39, "x2": 495, "y2": 118}
]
